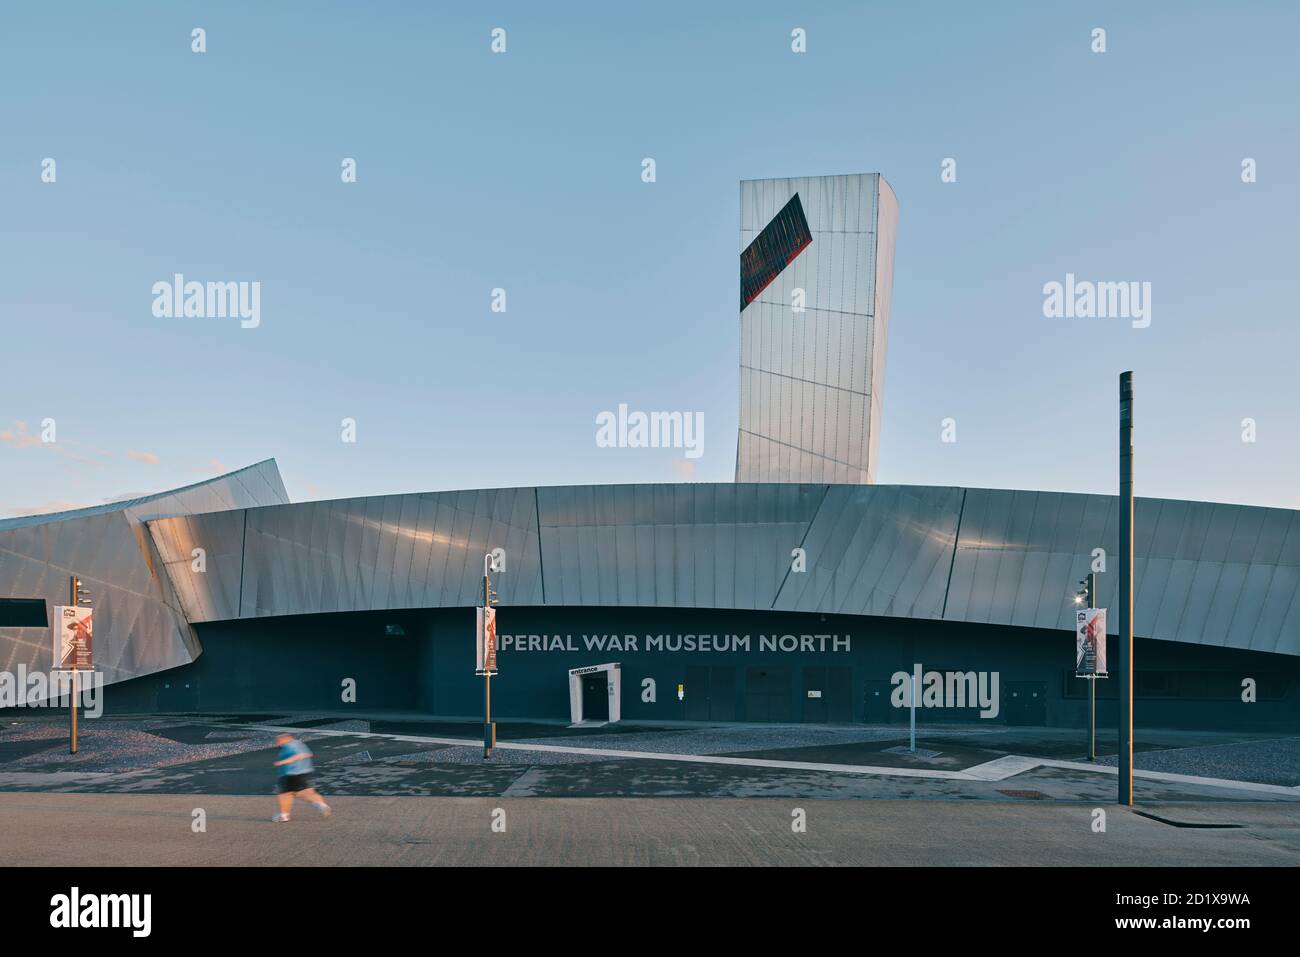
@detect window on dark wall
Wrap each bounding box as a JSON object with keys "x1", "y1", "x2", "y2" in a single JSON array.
[
  {"x1": 0, "y1": 598, "x2": 49, "y2": 628},
  {"x1": 740, "y1": 193, "x2": 812, "y2": 310}
]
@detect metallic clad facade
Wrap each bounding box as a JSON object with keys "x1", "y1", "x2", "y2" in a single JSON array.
[
  {"x1": 736, "y1": 173, "x2": 898, "y2": 485},
  {"x1": 148, "y1": 483, "x2": 1300, "y2": 659},
  {"x1": 5, "y1": 468, "x2": 1297, "y2": 694},
  {"x1": 0, "y1": 460, "x2": 289, "y2": 691},
  {"x1": 536, "y1": 483, "x2": 825, "y2": 610},
  {"x1": 148, "y1": 487, "x2": 545, "y2": 621},
  {"x1": 771, "y1": 484, "x2": 963, "y2": 619}
]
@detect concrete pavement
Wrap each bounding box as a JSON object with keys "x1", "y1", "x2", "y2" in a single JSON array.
[
  {"x1": 2, "y1": 793, "x2": 1296, "y2": 866},
  {"x1": 4, "y1": 715, "x2": 1297, "y2": 803}
]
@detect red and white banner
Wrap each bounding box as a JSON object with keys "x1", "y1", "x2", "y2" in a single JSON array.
[
  {"x1": 1075, "y1": 608, "x2": 1107, "y2": 676},
  {"x1": 476, "y1": 606, "x2": 498, "y2": 674},
  {"x1": 53, "y1": 605, "x2": 93, "y2": 670}
]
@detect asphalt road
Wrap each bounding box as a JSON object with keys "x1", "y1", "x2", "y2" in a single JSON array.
[{"x1": 2, "y1": 793, "x2": 1295, "y2": 866}]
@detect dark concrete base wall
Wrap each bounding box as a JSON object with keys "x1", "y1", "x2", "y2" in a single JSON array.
[
  {"x1": 102, "y1": 610, "x2": 429, "y2": 714},
  {"x1": 98, "y1": 607, "x2": 1300, "y2": 732}
]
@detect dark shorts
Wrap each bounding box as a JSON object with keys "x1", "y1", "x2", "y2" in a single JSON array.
[{"x1": 278, "y1": 774, "x2": 313, "y2": 793}]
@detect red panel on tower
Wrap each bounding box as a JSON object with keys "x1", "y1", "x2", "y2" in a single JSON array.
[{"x1": 740, "y1": 193, "x2": 812, "y2": 311}]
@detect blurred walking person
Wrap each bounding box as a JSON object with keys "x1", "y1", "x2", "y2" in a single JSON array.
[{"x1": 272, "y1": 733, "x2": 331, "y2": 822}]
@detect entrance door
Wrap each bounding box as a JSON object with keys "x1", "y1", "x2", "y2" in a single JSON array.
[
  {"x1": 802, "y1": 667, "x2": 853, "y2": 723},
  {"x1": 863, "y1": 680, "x2": 893, "y2": 723},
  {"x1": 684, "y1": 665, "x2": 709, "y2": 720},
  {"x1": 803, "y1": 667, "x2": 828, "y2": 722},
  {"x1": 745, "y1": 667, "x2": 791, "y2": 722},
  {"x1": 826, "y1": 666, "x2": 851, "y2": 722},
  {"x1": 581, "y1": 673, "x2": 609, "y2": 721},
  {"x1": 706, "y1": 666, "x2": 736, "y2": 721},
  {"x1": 1004, "y1": 681, "x2": 1046, "y2": 726},
  {"x1": 684, "y1": 666, "x2": 736, "y2": 721}
]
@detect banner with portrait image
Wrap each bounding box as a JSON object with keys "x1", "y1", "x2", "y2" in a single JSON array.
[
  {"x1": 476, "y1": 606, "x2": 498, "y2": 674},
  {"x1": 53, "y1": 605, "x2": 93, "y2": 670},
  {"x1": 1075, "y1": 608, "x2": 1107, "y2": 676}
]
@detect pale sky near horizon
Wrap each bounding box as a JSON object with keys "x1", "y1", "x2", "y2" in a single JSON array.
[{"x1": 2, "y1": 1, "x2": 1298, "y2": 516}]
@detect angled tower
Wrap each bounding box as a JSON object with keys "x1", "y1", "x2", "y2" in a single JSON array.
[{"x1": 736, "y1": 173, "x2": 898, "y2": 484}]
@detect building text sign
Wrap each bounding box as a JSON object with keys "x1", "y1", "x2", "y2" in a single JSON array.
[{"x1": 498, "y1": 633, "x2": 851, "y2": 654}]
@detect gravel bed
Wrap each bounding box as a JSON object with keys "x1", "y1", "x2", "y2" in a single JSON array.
[
  {"x1": 310, "y1": 719, "x2": 371, "y2": 733},
  {"x1": 430, "y1": 746, "x2": 609, "y2": 766},
  {"x1": 512, "y1": 725, "x2": 947, "y2": 756},
  {"x1": 1094, "y1": 737, "x2": 1300, "y2": 786},
  {"x1": 0, "y1": 719, "x2": 281, "y2": 773}
]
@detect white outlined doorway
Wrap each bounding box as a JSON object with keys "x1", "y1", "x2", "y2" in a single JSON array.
[{"x1": 568, "y1": 663, "x2": 621, "y2": 726}]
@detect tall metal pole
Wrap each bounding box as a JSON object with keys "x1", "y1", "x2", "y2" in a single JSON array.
[
  {"x1": 483, "y1": 571, "x2": 490, "y2": 759},
  {"x1": 1118, "y1": 372, "x2": 1134, "y2": 805},
  {"x1": 483, "y1": 571, "x2": 493, "y2": 759},
  {"x1": 69, "y1": 576, "x2": 78, "y2": 755},
  {"x1": 1087, "y1": 572, "x2": 1096, "y2": 762},
  {"x1": 909, "y1": 666, "x2": 917, "y2": 753}
]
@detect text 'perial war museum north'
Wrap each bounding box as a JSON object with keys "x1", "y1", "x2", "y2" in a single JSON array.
[{"x1": 3, "y1": 174, "x2": 1298, "y2": 730}]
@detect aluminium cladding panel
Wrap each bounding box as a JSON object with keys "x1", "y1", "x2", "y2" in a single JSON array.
[
  {"x1": 138, "y1": 480, "x2": 1300, "y2": 656},
  {"x1": 1192, "y1": 504, "x2": 1300, "y2": 655},
  {"x1": 944, "y1": 489, "x2": 1300, "y2": 654},
  {"x1": 867, "y1": 180, "x2": 898, "y2": 484},
  {"x1": 535, "y1": 483, "x2": 822, "y2": 610},
  {"x1": 0, "y1": 459, "x2": 289, "y2": 688},
  {"x1": 147, "y1": 510, "x2": 246, "y2": 623},
  {"x1": 1144, "y1": 500, "x2": 1233, "y2": 650},
  {"x1": 4, "y1": 514, "x2": 210, "y2": 681},
  {"x1": 773, "y1": 484, "x2": 960, "y2": 619},
  {"x1": 228, "y1": 487, "x2": 544, "y2": 618},
  {"x1": 128, "y1": 456, "x2": 290, "y2": 521},
  {"x1": 946, "y1": 488, "x2": 1119, "y2": 633},
  {"x1": 1253, "y1": 510, "x2": 1300, "y2": 655},
  {"x1": 737, "y1": 173, "x2": 891, "y2": 485},
  {"x1": 0, "y1": 457, "x2": 286, "y2": 534}
]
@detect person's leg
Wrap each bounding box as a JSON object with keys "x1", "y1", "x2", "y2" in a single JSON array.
[
  {"x1": 298, "y1": 787, "x2": 331, "y2": 814},
  {"x1": 276, "y1": 788, "x2": 293, "y2": 819}
]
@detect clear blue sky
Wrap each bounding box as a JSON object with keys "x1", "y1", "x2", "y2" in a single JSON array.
[{"x1": 2, "y1": 1, "x2": 1297, "y2": 515}]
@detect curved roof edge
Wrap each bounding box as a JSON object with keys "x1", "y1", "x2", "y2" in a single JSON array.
[
  {"x1": 0, "y1": 459, "x2": 288, "y2": 530},
  {"x1": 0, "y1": 459, "x2": 291, "y2": 689},
  {"x1": 144, "y1": 481, "x2": 1300, "y2": 658}
]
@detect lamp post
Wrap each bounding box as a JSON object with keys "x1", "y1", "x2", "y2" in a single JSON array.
[
  {"x1": 481, "y1": 552, "x2": 500, "y2": 759},
  {"x1": 1075, "y1": 573, "x2": 1098, "y2": 761},
  {"x1": 1118, "y1": 372, "x2": 1135, "y2": 806},
  {"x1": 68, "y1": 576, "x2": 91, "y2": 754}
]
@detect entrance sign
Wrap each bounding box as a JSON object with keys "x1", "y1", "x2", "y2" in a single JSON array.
[
  {"x1": 1075, "y1": 608, "x2": 1107, "y2": 676},
  {"x1": 568, "y1": 662, "x2": 621, "y2": 725},
  {"x1": 53, "y1": 606, "x2": 93, "y2": 670},
  {"x1": 476, "y1": 606, "x2": 498, "y2": 674}
]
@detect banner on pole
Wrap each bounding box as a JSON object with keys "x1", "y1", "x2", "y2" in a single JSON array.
[
  {"x1": 1075, "y1": 607, "x2": 1107, "y2": 676},
  {"x1": 476, "y1": 606, "x2": 498, "y2": 674},
  {"x1": 53, "y1": 605, "x2": 93, "y2": 670}
]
